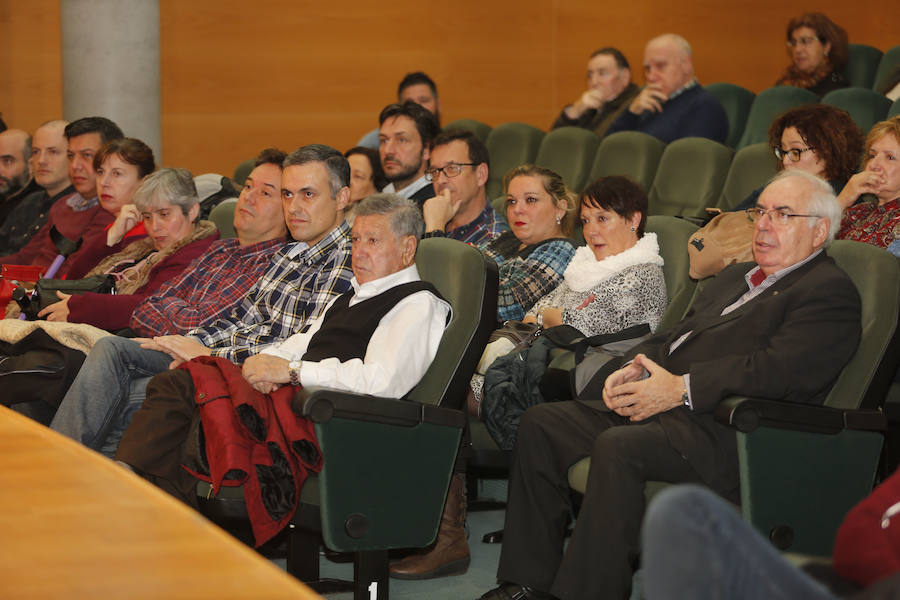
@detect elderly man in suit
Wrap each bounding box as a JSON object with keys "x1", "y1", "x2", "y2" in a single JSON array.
[{"x1": 479, "y1": 168, "x2": 862, "y2": 600}]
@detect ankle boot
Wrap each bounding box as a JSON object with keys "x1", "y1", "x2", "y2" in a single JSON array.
[{"x1": 389, "y1": 472, "x2": 470, "y2": 579}]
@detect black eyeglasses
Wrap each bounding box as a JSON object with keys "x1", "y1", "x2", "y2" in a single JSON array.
[
  {"x1": 774, "y1": 146, "x2": 815, "y2": 162},
  {"x1": 425, "y1": 162, "x2": 477, "y2": 181},
  {"x1": 746, "y1": 207, "x2": 819, "y2": 225}
]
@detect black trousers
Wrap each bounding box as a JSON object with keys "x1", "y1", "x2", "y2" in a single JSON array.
[{"x1": 496, "y1": 400, "x2": 738, "y2": 600}]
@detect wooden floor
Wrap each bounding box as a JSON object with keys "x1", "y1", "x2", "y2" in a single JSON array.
[{"x1": 0, "y1": 405, "x2": 321, "y2": 599}]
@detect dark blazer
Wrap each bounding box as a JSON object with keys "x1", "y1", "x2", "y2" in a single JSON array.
[{"x1": 621, "y1": 252, "x2": 861, "y2": 490}]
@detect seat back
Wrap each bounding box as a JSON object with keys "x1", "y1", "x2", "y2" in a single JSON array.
[
  {"x1": 843, "y1": 44, "x2": 884, "y2": 89},
  {"x1": 737, "y1": 86, "x2": 819, "y2": 149},
  {"x1": 717, "y1": 143, "x2": 779, "y2": 211},
  {"x1": 874, "y1": 45, "x2": 900, "y2": 95},
  {"x1": 232, "y1": 158, "x2": 254, "y2": 186},
  {"x1": 443, "y1": 118, "x2": 492, "y2": 143},
  {"x1": 534, "y1": 126, "x2": 602, "y2": 193},
  {"x1": 891, "y1": 98, "x2": 900, "y2": 119},
  {"x1": 648, "y1": 137, "x2": 734, "y2": 218},
  {"x1": 646, "y1": 216, "x2": 698, "y2": 332},
  {"x1": 589, "y1": 131, "x2": 666, "y2": 193},
  {"x1": 705, "y1": 82, "x2": 756, "y2": 148},
  {"x1": 822, "y1": 88, "x2": 892, "y2": 134},
  {"x1": 208, "y1": 198, "x2": 237, "y2": 239},
  {"x1": 485, "y1": 122, "x2": 545, "y2": 201},
  {"x1": 409, "y1": 237, "x2": 499, "y2": 409},
  {"x1": 823, "y1": 240, "x2": 900, "y2": 410}
]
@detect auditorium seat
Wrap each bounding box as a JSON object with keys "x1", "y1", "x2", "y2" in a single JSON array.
[
  {"x1": 737, "y1": 86, "x2": 819, "y2": 149},
  {"x1": 821, "y1": 88, "x2": 892, "y2": 134},
  {"x1": 232, "y1": 158, "x2": 254, "y2": 186},
  {"x1": 534, "y1": 126, "x2": 601, "y2": 193},
  {"x1": 443, "y1": 119, "x2": 492, "y2": 143},
  {"x1": 705, "y1": 82, "x2": 755, "y2": 148},
  {"x1": 843, "y1": 44, "x2": 883, "y2": 89},
  {"x1": 873, "y1": 45, "x2": 900, "y2": 95},
  {"x1": 647, "y1": 137, "x2": 734, "y2": 218},
  {"x1": 589, "y1": 131, "x2": 666, "y2": 193},
  {"x1": 717, "y1": 142, "x2": 778, "y2": 211},
  {"x1": 484, "y1": 122, "x2": 545, "y2": 201}
]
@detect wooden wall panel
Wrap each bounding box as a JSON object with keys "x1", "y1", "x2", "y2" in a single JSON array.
[{"x1": 2, "y1": 0, "x2": 895, "y2": 177}]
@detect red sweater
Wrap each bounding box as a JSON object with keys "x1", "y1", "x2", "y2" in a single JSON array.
[{"x1": 66, "y1": 232, "x2": 219, "y2": 331}]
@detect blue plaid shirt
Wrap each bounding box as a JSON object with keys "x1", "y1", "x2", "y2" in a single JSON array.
[
  {"x1": 424, "y1": 202, "x2": 509, "y2": 246},
  {"x1": 189, "y1": 221, "x2": 354, "y2": 363}
]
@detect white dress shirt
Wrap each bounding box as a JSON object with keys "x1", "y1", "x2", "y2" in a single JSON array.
[
  {"x1": 261, "y1": 265, "x2": 451, "y2": 398},
  {"x1": 383, "y1": 174, "x2": 431, "y2": 199}
]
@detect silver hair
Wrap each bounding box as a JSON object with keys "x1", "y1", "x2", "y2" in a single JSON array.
[
  {"x1": 283, "y1": 144, "x2": 350, "y2": 198},
  {"x1": 354, "y1": 193, "x2": 425, "y2": 239},
  {"x1": 767, "y1": 169, "x2": 842, "y2": 247},
  {"x1": 133, "y1": 167, "x2": 199, "y2": 216}
]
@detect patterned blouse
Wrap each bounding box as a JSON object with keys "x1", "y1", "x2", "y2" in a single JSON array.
[{"x1": 839, "y1": 198, "x2": 900, "y2": 249}]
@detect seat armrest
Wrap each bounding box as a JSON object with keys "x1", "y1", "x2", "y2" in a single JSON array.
[
  {"x1": 293, "y1": 387, "x2": 466, "y2": 429},
  {"x1": 714, "y1": 396, "x2": 887, "y2": 434}
]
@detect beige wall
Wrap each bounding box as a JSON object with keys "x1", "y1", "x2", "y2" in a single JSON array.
[{"x1": 1, "y1": 0, "x2": 895, "y2": 176}]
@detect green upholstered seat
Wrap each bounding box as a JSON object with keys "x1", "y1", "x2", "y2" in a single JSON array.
[
  {"x1": 589, "y1": 131, "x2": 666, "y2": 193},
  {"x1": 705, "y1": 82, "x2": 756, "y2": 149},
  {"x1": 644, "y1": 216, "x2": 698, "y2": 333},
  {"x1": 822, "y1": 87, "x2": 892, "y2": 134},
  {"x1": 891, "y1": 98, "x2": 900, "y2": 119},
  {"x1": 647, "y1": 137, "x2": 734, "y2": 218},
  {"x1": 443, "y1": 118, "x2": 492, "y2": 143},
  {"x1": 208, "y1": 198, "x2": 237, "y2": 239},
  {"x1": 568, "y1": 240, "x2": 900, "y2": 557},
  {"x1": 843, "y1": 44, "x2": 884, "y2": 89},
  {"x1": 485, "y1": 122, "x2": 545, "y2": 201},
  {"x1": 717, "y1": 143, "x2": 779, "y2": 211},
  {"x1": 232, "y1": 158, "x2": 254, "y2": 186},
  {"x1": 873, "y1": 46, "x2": 900, "y2": 95},
  {"x1": 534, "y1": 126, "x2": 602, "y2": 193},
  {"x1": 737, "y1": 86, "x2": 819, "y2": 149}
]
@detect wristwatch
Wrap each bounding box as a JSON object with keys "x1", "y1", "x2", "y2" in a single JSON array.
[
  {"x1": 681, "y1": 386, "x2": 691, "y2": 409},
  {"x1": 288, "y1": 360, "x2": 302, "y2": 387}
]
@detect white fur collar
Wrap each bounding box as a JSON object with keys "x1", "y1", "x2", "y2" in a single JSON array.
[{"x1": 564, "y1": 233, "x2": 664, "y2": 292}]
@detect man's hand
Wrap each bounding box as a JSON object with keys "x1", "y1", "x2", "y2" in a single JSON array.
[
  {"x1": 147, "y1": 335, "x2": 211, "y2": 369},
  {"x1": 837, "y1": 170, "x2": 886, "y2": 209},
  {"x1": 565, "y1": 89, "x2": 608, "y2": 119},
  {"x1": 628, "y1": 85, "x2": 667, "y2": 115},
  {"x1": 37, "y1": 291, "x2": 72, "y2": 322},
  {"x1": 242, "y1": 354, "x2": 291, "y2": 394},
  {"x1": 423, "y1": 189, "x2": 462, "y2": 232},
  {"x1": 602, "y1": 354, "x2": 684, "y2": 421},
  {"x1": 107, "y1": 204, "x2": 142, "y2": 246}
]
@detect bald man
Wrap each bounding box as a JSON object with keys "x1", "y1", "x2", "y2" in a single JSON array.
[
  {"x1": 0, "y1": 120, "x2": 73, "y2": 254},
  {"x1": 606, "y1": 34, "x2": 728, "y2": 144}
]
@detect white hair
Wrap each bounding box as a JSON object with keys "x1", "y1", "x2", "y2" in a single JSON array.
[{"x1": 766, "y1": 170, "x2": 842, "y2": 247}]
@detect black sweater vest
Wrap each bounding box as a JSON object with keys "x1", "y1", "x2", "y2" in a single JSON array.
[{"x1": 301, "y1": 281, "x2": 443, "y2": 363}]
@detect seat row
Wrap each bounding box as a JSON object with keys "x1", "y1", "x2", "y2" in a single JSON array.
[{"x1": 485, "y1": 129, "x2": 776, "y2": 221}]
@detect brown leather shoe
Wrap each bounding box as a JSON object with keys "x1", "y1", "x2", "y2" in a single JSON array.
[{"x1": 389, "y1": 472, "x2": 470, "y2": 579}]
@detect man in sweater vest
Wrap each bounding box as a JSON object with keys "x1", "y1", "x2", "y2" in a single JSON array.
[
  {"x1": 113, "y1": 193, "x2": 450, "y2": 523},
  {"x1": 605, "y1": 34, "x2": 728, "y2": 144}
]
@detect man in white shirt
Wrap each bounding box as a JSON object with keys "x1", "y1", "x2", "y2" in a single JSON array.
[{"x1": 114, "y1": 193, "x2": 451, "y2": 516}]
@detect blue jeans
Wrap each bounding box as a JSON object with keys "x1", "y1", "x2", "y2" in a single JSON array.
[
  {"x1": 50, "y1": 336, "x2": 173, "y2": 457},
  {"x1": 641, "y1": 485, "x2": 837, "y2": 600}
]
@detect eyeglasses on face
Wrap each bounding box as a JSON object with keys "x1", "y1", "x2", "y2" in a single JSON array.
[
  {"x1": 745, "y1": 207, "x2": 819, "y2": 225},
  {"x1": 773, "y1": 146, "x2": 815, "y2": 162},
  {"x1": 425, "y1": 162, "x2": 477, "y2": 181}
]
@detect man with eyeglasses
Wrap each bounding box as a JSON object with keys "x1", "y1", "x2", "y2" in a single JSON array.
[
  {"x1": 420, "y1": 129, "x2": 508, "y2": 246},
  {"x1": 479, "y1": 169, "x2": 861, "y2": 600}
]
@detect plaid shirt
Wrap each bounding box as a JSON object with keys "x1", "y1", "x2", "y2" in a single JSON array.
[
  {"x1": 189, "y1": 222, "x2": 354, "y2": 363},
  {"x1": 424, "y1": 202, "x2": 509, "y2": 246},
  {"x1": 481, "y1": 231, "x2": 576, "y2": 322},
  {"x1": 129, "y1": 237, "x2": 284, "y2": 337}
]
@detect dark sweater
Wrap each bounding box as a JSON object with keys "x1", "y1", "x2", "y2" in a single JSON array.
[{"x1": 606, "y1": 84, "x2": 728, "y2": 144}]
